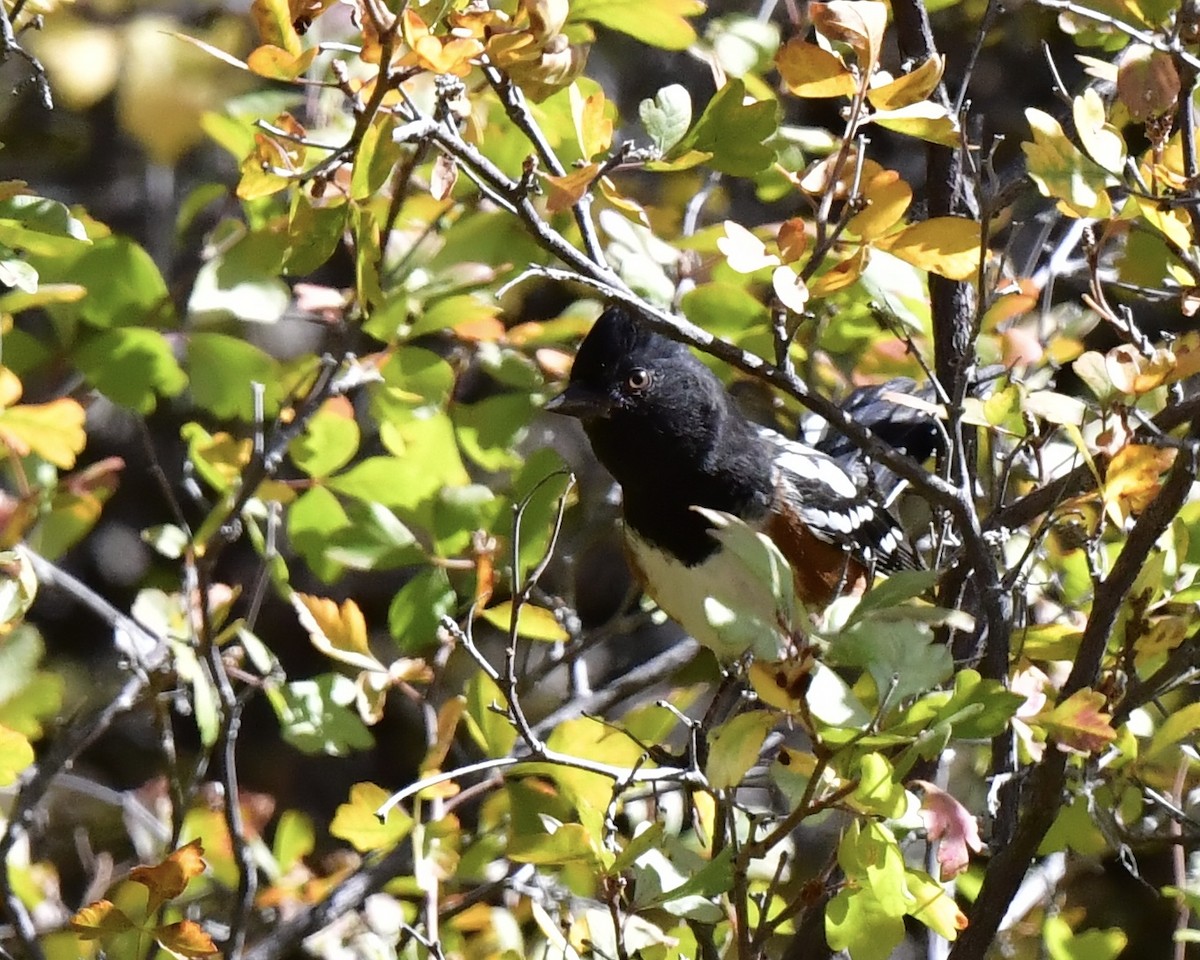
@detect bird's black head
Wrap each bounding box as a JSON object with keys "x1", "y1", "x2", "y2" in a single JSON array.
[
  {"x1": 546, "y1": 305, "x2": 775, "y2": 561},
  {"x1": 546, "y1": 306, "x2": 755, "y2": 486}
]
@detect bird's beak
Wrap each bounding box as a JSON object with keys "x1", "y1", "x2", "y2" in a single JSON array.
[{"x1": 544, "y1": 383, "x2": 612, "y2": 419}]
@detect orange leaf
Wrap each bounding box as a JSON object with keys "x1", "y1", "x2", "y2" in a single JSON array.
[
  {"x1": 155, "y1": 919, "x2": 220, "y2": 958},
  {"x1": 543, "y1": 163, "x2": 601, "y2": 214},
  {"x1": 777, "y1": 218, "x2": 808, "y2": 263},
  {"x1": 129, "y1": 839, "x2": 208, "y2": 914},
  {"x1": 867, "y1": 54, "x2": 945, "y2": 110},
  {"x1": 1117, "y1": 44, "x2": 1180, "y2": 122}
]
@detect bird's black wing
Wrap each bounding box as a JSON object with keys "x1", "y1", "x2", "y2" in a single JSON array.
[{"x1": 760, "y1": 428, "x2": 916, "y2": 572}]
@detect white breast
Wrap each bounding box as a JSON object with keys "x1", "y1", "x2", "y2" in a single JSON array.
[{"x1": 625, "y1": 526, "x2": 792, "y2": 661}]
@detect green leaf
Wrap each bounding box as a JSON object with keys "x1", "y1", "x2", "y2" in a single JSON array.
[
  {"x1": 388, "y1": 568, "x2": 457, "y2": 653},
  {"x1": 676, "y1": 80, "x2": 779, "y2": 176},
  {"x1": 290, "y1": 402, "x2": 361, "y2": 478},
  {"x1": 1044, "y1": 914, "x2": 1127, "y2": 960},
  {"x1": 569, "y1": 0, "x2": 704, "y2": 50},
  {"x1": 0, "y1": 195, "x2": 90, "y2": 258},
  {"x1": 705, "y1": 710, "x2": 774, "y2": 789},
  {"x1": 288, "y1": 486, "x2": 350, "y2": 582},
  {"x1": 74, "y1": 327, "x2": 188, "y2": 414},
  {"x1": 851, "y1": 753, "x2": 907, "y2": 818},
  {"x1": 188, "y1": 230, "x2": 290, "y2": 324},
  {"x1": 325, "y1": 500, "x2": 423, "y2": 571},
  {"x1": 187, "y1": 332, "x2": 283, "y2": 420},
  {"x1": 806, "y1": 662, "x2": 872, "y2": 736},
  {"x1": 35, "y1": 234, "x2": 173, "y2": 329},
  {"x1": 631, "y1": 845, "x2": 732, "y2": 920},
  {"x1": 267, "y1": 673, "x2": 375, "y2": 756},
  {"x1": 830, "y1": 618, "x2": 953, "y2": 709},
  {"x1": 639, "y1": 85, "x2": 692, "y2": 154},
  {"x1": 453, "y1": 393, "x2": 533, "y2": 471},
  {"x1": 464, "y1": 669, "x2": 517, "y2": 757},
  {"x1": 272, "y1": 810, "x2": 315, "y2": 871},
  {"x1": 826, "y1": 887, "x2": 905, "y2": 960},
  {"x1": 285, "y1": 195, "x2": 346, "y2": 275},
  {"x1": 329, "y1": 782, "x2": 412, "y2": 852},
  {"x1": 328, "y1": 453, "x2": 461, "y2": 512}
]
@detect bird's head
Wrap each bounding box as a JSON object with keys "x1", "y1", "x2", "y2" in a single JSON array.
[
  {"x1": 544, "y1": 305, "x2": 690, "y2": 421},
  {"x1": 545, "y1": 305, "x2": 733, "y2": 484}
]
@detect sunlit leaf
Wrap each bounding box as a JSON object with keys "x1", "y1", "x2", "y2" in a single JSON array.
[
  {"x1": 480, "y1": 601, "x2": 568, "y2": 642},
  {"x1": 128, "y1": 839, "x2": 207, "y2": 914},
  {"x1": 875, "y1": 217, "x2": 982, "y2": 280},
  {"x1": 867, "y1": 55, "x2": 944, "y2": 110},
  {"x1": 330, "y1": 782, "x2": 413, "y2": 852},
  {"x1": 705, "y1": 710, "x2": 774, "y2": 789},
  {"x1": 775, "y1": 40, "x2": 857, "y2": 98}
]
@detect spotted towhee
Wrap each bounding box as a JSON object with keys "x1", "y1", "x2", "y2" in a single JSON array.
[{"x1": 546, "y1": 305, "x2": 916, "y2": 658}]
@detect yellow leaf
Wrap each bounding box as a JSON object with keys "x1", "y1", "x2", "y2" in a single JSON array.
[
  {"x1": 847, "y1": 168, "x2": 913, "y2": 240},
  {"x1": 1103, "y1": 443, "x2": 1175, "y2": 525},
  {"x1": 875, "y1": 217, "x2": 982, "y2": 280},
  {"x1": 0, "y1": 724, "x2": 33, "y2": 786},
  {"x1": 869, "y1": 101, "x2": 960, "y2": 147},
  {"x1": 776, "y1": 39, "x2": 857, "y2": 98},
  {"x1": 706, "y1": 710, "x2": 775, "y2": 789},
  {"x1": 1073, "y1": 87, "x2": 1125, "y2": 174},
  {"x1": 808, "y1": 247, "x2": 867, "y2": 296},
  {"x1": 0, "y1": 367, "x2": 22, "y2": 407},
  {"x1": 480, "y1": 601, "x2": 568, "y2": 642},
  {"x1": 598, "y1": 176, "x2": 650, "y2": 226},
  {"x1": 906, "y1": 870, "x2": 968, "y2": 940},
  {"x1": 330, "y1": 782, "x2": 413, "y2": 852},
  {"x1": 0, "y1": 398, "x2": 87, "y2": 469},
  {"x1": 70, "y1": 900, "x2": 135, "y2": 939},
  {"x1": 247, "y1": 43, "x2": 319, "y2": 80},
  {"x1": 570, "y1": 83, "x2": 613, "y2": 159},
  {"x1": 293, "y1": 593, "x2": 382, "y2": 671},
  {"x1": 251, "y1": 0, "x2": 302, "y2": 56},
  {"x1": 867, "y1": 55, "x2": 944, "y2": 110},
  {"x1": 1022, "y1": 108, "x2": 1114, "y2": 218}
]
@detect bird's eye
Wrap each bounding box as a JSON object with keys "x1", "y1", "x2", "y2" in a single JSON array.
[{"x1": 626, "y1": 368, "x2": 652, "y2": 392}]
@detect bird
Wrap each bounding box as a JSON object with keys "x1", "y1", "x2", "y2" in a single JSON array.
[{"x1": 545, "y1": 305, "x2": 915, "y2": 659}]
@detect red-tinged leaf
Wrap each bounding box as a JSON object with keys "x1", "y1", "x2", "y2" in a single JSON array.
[
  {"x1": 912, "y1": 781, "x2": 983, "y2": 880},
  {"x1": 543, "y1": 163, "x2": 602, "y2": 214},
  {"x1": 1038, "y1": 688, "x2": 1118, "y2": 754},
  {"x1": 430, "y1": 154, "x2": 458, "y2": 201},
  {"x1": 875, "y1": 217, "x2": 982, "y2": 280},
  {"x1": 1117, "y1": 44, "x2": 1180, "y2": 122},
  {"x1": 810, "y1": 0, "x2": 887, "y2": 71},
  {"x1": 70, "y1": 900, "x2": 135, "y2": 939},
  {"x1": 154, "y1": 919, "x2": 219, "y2": 958},
  {"x1": 775, "y1": 39, "x2": 857, "y2": 98},
  {"x1": 777, "y1": 218, "x2": 808, "y2": 263},
  {"x1": 129, "y1": 839, "x2": 207, "y2": 913}
]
